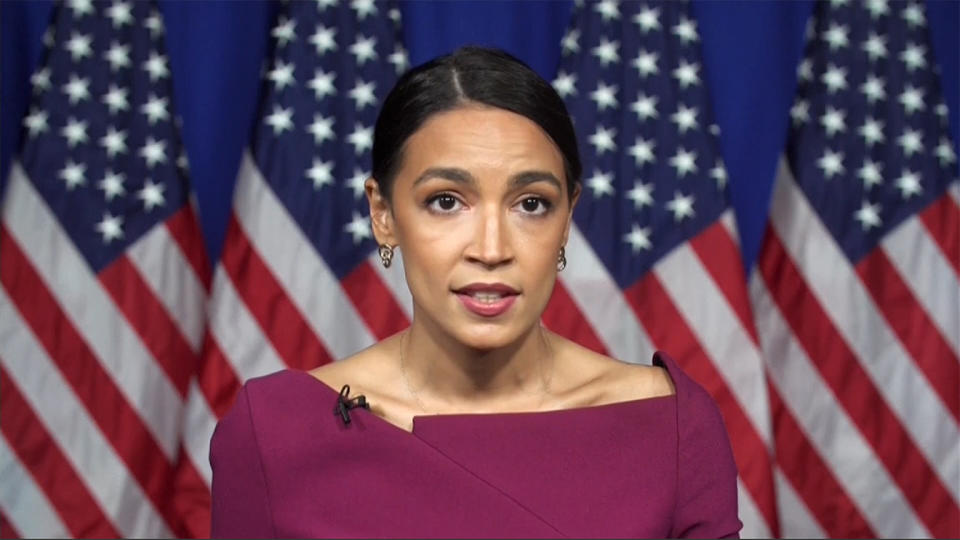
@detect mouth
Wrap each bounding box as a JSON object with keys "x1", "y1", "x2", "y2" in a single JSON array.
[{"x1": 453, "y1": 283, "x2": 520, "y2": 317}]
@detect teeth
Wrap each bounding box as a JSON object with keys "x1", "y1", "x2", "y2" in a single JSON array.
[{"x1": 470, "y1": 292, "x2": 504, "y2": 303}]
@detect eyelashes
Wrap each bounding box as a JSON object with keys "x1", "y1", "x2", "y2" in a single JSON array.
[{"x1": 424, "y1": 192, "x2": 554, "y2": 217}]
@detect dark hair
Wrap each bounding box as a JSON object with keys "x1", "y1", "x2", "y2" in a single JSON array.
[{"x1": 372, "y1": 46, "x2": 582, "y2": 202}]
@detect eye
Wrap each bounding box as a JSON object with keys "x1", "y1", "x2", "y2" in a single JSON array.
[
  {"x1": 426, "y1": 193, "x2": 463, "y2": 213},
  {"x1": 517, "y1": 197, "x2": 552, "y2": 216}
]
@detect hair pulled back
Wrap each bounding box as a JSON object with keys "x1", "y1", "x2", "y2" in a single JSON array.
[{"x1": 372, "y1": 46, "x2": 582, "y2": 201}]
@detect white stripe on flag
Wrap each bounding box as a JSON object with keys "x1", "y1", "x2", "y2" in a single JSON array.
[
  {"x1": 736, "y1": 478, "x2": 771, "y2": 538},
  {"x1": 949, "y1": 181, "x2": 960, "y2": 206},
  {"x1": 127, "y1": 220, "x2": 207, "y2": 352},
  {"x1": 750, "y1": 274, "x2": 928, "y2": 537},
  {"x1": 771, "y1": 162, "x2": 960, "y2": 497},
  {"x1": 654, "y1": 241, "x2": 772, "y2": 447},
  {"x1": 209, "y1": 266, "x2": 286, "y2": 381},
  {"x1": 0, "y1": 436, "x2": 70, "y2": 538},
  {"x1": 182, "y1": 381, "x2": 217, "y2": 485},
  {"x1": 369, "y1": 248, "x2": 414, "y2": 319},
  {"x1": 2, "y1": 163, "x2": 182, "y2": 460},
  {"x1": 882, "y1": 214, "x2": 960, "y2": 353},
  {"x1": 562, "y1": 224, "x2": 656, "y2": 363},
  {"x1": 774, "y1": 467, "x2": 827, "y2": 538},
  {"x1": 234, "y1": 152, "x2": 375, "y2": 359},
  {"x1": 0, "y1": 287, "x2": 171, "y2": 538}
]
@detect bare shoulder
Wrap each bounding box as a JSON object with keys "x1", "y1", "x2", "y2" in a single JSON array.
[
  {"x1": 306, "y1": 334, "x2": 401, "y2": 398},
  {"x1": 551, "y1": 333, "x2": 675, "y2": 405}
]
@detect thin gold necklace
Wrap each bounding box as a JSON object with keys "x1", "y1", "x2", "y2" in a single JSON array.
[{"x1": 397, "y1": 329, "x2": 553, "y2": 416}]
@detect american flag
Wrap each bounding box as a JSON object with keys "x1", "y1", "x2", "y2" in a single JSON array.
[
  {"x1": 549, "y1": 1, "x2": 778, "y2": 536},
  {"x1": 751, "y1": 0, "x2": 959, "y2": 537},
  {"x1": 0, "y1": 0, "x2": 210, "y2": 537},
  {"x1": 181, "y1": 0, "x2": 409, "y2": 533}
]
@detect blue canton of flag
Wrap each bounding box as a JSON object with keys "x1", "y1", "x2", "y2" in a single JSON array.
[
  {"x1": 788, "y1": 0, "x2": 957, "y2": 260},
  {"x1": 554, "y1": 0, "x2": 729, "y2": 286},
  {"x1": 20, "y1": 0, "x2": 190, "y2": 271},
  {"x1": 251, "y1": 0, "x2": 408, "y2": 278}
]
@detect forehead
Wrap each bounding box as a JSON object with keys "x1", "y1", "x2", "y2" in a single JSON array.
[{"x1": 399, "y1": 106, "x2": 565, "y2": 181}]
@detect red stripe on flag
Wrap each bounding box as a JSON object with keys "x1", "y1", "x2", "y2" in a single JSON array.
[
  {"x1": 0, "y1": 227, "x2": 186, "y2": 537},
  {"x1": 341, "y1": 261, "x2": 410, "y2": 339},
  {"x1": 623, "y1": 273, "x2": 780, "y2": 536},
  {"x1": 0, "y1": 506, "x2": 21, "y2": 539},
  {"x1": 758, "y1": 230, "x2": 960, "y2": 537},
  {"x1": 768, "y1": 383, "x2": 876, "y2": 537},
  {"x1": 197, "y1": 331, "x2": 243, "y2": 418},
  {"x1": 98, "y1": 256, "x2": 196, "y2": 398},
  {"x1": 166, "y1": 206, "x2": 212, "y2": 291},
  {"x1": 542, "y1": 281, "x2": 609, "y2": 355},
  {"x1": 918, "y1": 193, "x2": 960, "y2": 277},
  {"x1": 0, "y1": 365, "x2": 120, "y2": 538},
  {"x1": 856, "y1": 249, "x2": 960, "y2": 422},
  {"x1": 688, "y1": 221, "x2": 760, "y2": 345},
  {"x1": 170, "y1": 446, "x2": 212, "y2": 539},
  {"x1": 221, "y1": 214, "x2": 334, "y2": 371}
]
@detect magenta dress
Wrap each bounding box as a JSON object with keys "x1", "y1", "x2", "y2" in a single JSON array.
[{"x1": 209, "y1": 353, "x2": 741, "y2": 538}]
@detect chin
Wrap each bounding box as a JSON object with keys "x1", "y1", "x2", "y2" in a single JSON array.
[{"x1": 449, "y1": 318, "x2": 534, "y2": 352}]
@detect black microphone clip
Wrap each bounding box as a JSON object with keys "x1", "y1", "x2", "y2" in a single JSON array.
[{"x1": 335, "y1": 384, "x2": 370, "y2": 426}]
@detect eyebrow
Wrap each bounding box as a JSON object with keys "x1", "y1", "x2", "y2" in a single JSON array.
[{"x1": 412, "y1": 167, "x2": 563, "y2": 192}]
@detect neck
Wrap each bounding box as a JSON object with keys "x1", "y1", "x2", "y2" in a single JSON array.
[{"x1": 400, "y1": 315, "x2": 554, "y2": 412}]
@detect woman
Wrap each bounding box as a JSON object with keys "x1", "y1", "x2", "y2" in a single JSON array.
[{"x1": 210, "y1": 47, "x2": 741, "y2": 538}]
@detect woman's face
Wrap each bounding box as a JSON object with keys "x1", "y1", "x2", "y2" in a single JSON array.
[{"x1": 369, "y1": 105, "x2": 578, "y2": 350}]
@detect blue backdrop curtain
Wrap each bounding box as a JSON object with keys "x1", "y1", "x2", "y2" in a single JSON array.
[{"x1": 2, "y1": 0, "x2": 958, "y2": 273}]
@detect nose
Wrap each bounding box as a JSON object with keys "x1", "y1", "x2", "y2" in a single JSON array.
[{"x1": 465, "y1": 204, "x2": 513, "y2": 269}]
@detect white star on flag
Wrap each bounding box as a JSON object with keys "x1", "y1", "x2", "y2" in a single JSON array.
[
  {"x1": 63, "y1": 74, "x2": 91, "y2": 103},
  {"x1": 858, "y1": 159, "x2": 883, "y2": 189},
  {"x1": 349, "y1": 35, "x2": 378, "y2": 65},
  {"x1": 61, "y1": 117, "x2": 89, "y2": 147},
  {"x1": 586, "y1": 170, "x2": 615, "y2": 197},
  {"x1": 630, "y1": 93, "x2": 658, "y2": 121},
  {"x1": 103, "y1": 85, "x2": 130, "y2": 114},
  {"x1": 139, "y1": 137, "x2": 167, "y2": 168},
  {"x1": 308, "y1": 69, "x2": 337, "y2": 100},
  {"x1": 666, "y1": 191, "x2": 695, "y2": 221},
  {"x1": 853, "y1": 200, "x2": 882, "y2": 229},
  {"x1": 817, "y1": 148, "x2": 845, "y2": 178},
  {"x1": 23, "y1": 109, "x2": 49, "y2": 137},
  {"x1": 347, "y1": 124, "x2": 373, "y2": 155},
  {"x1": 266, "y1": 105, "x2": 294, "y2": 134},
  {"x1": 628, "y1": 137, "x2": 656, "y2": 166},
  {"x1": 106, "y1": 1, "x2": 133, "y2": 28},
  {"x1": 310, "y1": 24, "x2": 338, "y2": 55},
  {"x1": 348, "y1": 80, "x2": 377, "y2": 109},
  {"x1": 623, "y1": 224, "x2": 653, "y2": 252},
  {"x1": 343, "y1": 211, "x2": 372, "y2": 243},
  {"x1": 894, "y1": 169, "x2": 923, "y2": 199},
  {"x1": 306, "y1": 159, "x2": 334, "y2": 189},
  {"x1": 268, "y1": 60, "x2": 297, "y2": 90},
  {"x1": 141, "y1": 94, "x2": 169, "y2": 123},
  {"x1": 137, "y1": 180, "x2": 166, "y2": 210},
  {"x1": 308, "y1": 114, "x2": 336, "y2": 144},
  {"x1": 346, "y1": 168, "x2": 369, "y2": 198},
  {"x1": 589, "y1": 126, "x2": 617, "y2": 154},
  {"x1": 104, "y1": 42, "x2": 131, "y2": 70},
  {"x1": 669, "y1": 147, "x2": 698, "y2": 177},
  {"x1": 59, "y1": 160, "x2": 86, "y2": 190},
  {"x1": 626, "y1": 181, "x2": 654, "y2": 209},
  {"x1": 65, "y1": 32, "x2": 93, "y2": 61},
  {"x1": 142, "y1": 52, "x2": 170, "y2": 81},
  {"x1": 100, "y1": 126, "x2": 128, "y2": 158},
  {"x1": 98, "y1": 170, "x2": 126, "y2": 201},
  {"x1": 590, "y1": 82, "x2": 618, "y2": 110},
  {"x1": 591, "y1": 37, "x2": 620, "y2": 66},
  {"x1": 96, "y1": 212, "x2": 125, "y2": 243}
]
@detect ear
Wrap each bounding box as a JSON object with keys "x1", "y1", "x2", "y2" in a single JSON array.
[
  {"x1": 561, "y1": 183, "x2": 582, "y2": 247},
  {"x1": 365, "y1": 177, "x2": 397, "y2": 246}
]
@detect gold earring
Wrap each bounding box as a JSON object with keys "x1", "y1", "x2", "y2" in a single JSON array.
[
  {"x1": 557, "y1": 246, "x2": 566, "y2": 271},
  {"x1": 379, "y1": 244, "x2": 394, "y2": 268}
]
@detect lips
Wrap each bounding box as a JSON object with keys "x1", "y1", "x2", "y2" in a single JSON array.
[{"x1": 453, "y1": 283, "x2": 519, "y2": 317}]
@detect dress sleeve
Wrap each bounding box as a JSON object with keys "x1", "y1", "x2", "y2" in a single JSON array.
[
  {"x1": 209, "y1": 385, "x2": 277, "y2": 538},
  {"x1": 669, "y1": 361, "x2": 742, "y2": 538}
]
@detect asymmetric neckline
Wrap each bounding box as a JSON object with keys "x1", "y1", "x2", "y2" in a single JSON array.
[{"x1": 288, "y1": 356, "x2": 677, "y2": 434}]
